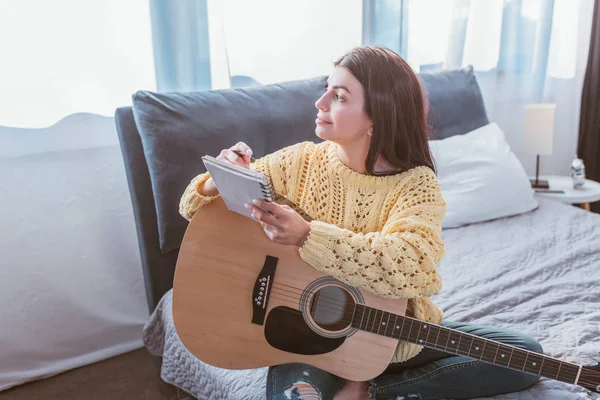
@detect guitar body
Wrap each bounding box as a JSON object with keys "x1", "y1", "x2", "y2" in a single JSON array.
[{"x1": 173, "y1": 199, "x2": 407, "y2": 382}]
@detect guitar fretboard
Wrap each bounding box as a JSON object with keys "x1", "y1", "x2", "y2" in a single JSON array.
[{"x1": 351, "y1": 304, "x2": 581, "y2": 384}]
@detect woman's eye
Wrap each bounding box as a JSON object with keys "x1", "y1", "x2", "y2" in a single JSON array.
[{"x1": 324, "y1": 85, "x2": 344, "y2": 101}]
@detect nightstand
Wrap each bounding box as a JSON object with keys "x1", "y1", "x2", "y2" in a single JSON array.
[{"x1": 532, "y1": 175, "x2": 600, "y2": 211}]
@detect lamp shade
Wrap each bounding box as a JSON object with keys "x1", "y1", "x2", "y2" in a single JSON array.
[{"x1": 524, "y1": 104, "x2": 555, "y2": 155}]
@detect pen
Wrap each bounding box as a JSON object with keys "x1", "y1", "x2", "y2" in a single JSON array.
[{"x1": 232, "y1": 150, "x2": 257, "y2": 163}]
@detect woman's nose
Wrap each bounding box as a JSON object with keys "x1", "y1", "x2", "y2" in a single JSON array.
[{"x1": 315, "y1": 92, "x2": 329, "y2": 111}]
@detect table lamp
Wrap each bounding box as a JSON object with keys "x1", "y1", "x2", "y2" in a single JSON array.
[{"x1": 524, "y1": 104, "x2": 556, "y2": 189}]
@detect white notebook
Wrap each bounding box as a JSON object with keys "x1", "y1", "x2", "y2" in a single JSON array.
[{"x1": 202, "y1": 155, "x2": 275, "y2": 219}]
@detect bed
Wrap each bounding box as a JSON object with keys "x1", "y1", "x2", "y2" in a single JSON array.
[
  {"x1": 140, "y1": 197, "x2": 599, "y2": 400},
  {"x1": 115, "y1": 67, "x2": 600, "y2": 399}
]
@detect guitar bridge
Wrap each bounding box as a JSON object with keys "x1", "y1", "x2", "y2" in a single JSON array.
[{"x1": 251, "y1": 255, "x2": 278, "y2": 325}]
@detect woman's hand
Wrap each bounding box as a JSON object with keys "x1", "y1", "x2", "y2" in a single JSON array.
[
  {"x1": 216, "y1": 141, "x2": 253, "y2": 168},
  {"x1": 200, "y1": 142, "x2": 253, "y2": 196},
  {"x1": 246, "y1": 199, "x2": 311, "y2": 247}
]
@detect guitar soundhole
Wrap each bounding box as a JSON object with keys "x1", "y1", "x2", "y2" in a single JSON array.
[{"x1": 309, "y1": 286, "x2": 356, "y2": 331}]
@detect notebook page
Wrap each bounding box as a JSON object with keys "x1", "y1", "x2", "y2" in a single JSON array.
[{"x1": 202, "y1": 156, "x2": 272, "y2": 219}]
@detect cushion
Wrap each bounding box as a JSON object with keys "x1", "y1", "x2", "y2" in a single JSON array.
[
  {"x1": 420, "y1": 66, "x2": 489, "y2": 140},
  {"x1": 429, "y1": 123, "x2": 538, "y2": 228},
  {"x1": 133, "y1": 68, "x2": 489, "y2": 254},
  {"x1": 132, "y1": 76, "x2": 327, "y2": 254}
]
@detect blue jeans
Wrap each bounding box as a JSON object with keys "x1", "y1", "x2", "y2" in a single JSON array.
[{"x1": 266, "y1": 321, "x2": 543, "y2": 400}]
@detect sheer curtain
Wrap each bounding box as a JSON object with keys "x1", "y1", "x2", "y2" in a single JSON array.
[
  {"x1": 149, "y1": 0, "x2": 212, "y2": 92},
  {"x1": 205, "y1": 0, "x2": 363, "y2": 90},
  {"x1": 148, "y1": 0, "x2": 363, "y2": 91},
  {"x1": 364, "y1": 0, "x2": 594, "y2": 175},
  {"x1": 0, "y1": 0, "x2": 156, "y2": 128}
]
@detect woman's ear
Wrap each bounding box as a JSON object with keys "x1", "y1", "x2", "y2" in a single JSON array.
[{"x1": 368, "y1": 126, "x2": 373, "y2": 136}]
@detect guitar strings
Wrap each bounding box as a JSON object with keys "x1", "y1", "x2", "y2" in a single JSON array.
[
  {"x1": 263, "y1": 286, "x2": 600, "y2": 384},
  {"x1": 271, "y1": 280, "x2": 594, "y2": 377},
  {"x1": 266, "y1": 292, "x2": 578, "y2": 377},
  {"x1": 266, "y1": 292, "x2": 600, "y2": 387},
  {"x1": 266, "y1": 292, "x2": 600, "y2": 386},
  {"x1": 266, "y1": 282, "x2": 600, "y2": 383},
  {"x1": 272, "y1": 281, "x2": 352, "y2": 306}
]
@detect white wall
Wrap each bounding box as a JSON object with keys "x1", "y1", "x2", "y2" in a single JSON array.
[{"x1": 0, "y1": 114, "x2": 148, "y2": 390}]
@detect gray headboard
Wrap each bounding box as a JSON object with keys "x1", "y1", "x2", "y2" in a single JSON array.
[
  {"x1": 115, "y1": 67, "x2": 488, "y2": 312},
  {"x1": 115, "y1": 107, "x2": 179, "y2": 310}
]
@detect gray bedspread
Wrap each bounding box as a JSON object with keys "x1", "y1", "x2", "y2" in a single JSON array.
[{"x1": 143, "y1": 198, "x2": 600, "y2": 399}]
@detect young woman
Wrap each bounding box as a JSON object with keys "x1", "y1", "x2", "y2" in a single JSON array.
[{"x1": 179, "y1": 46, "x2": 543, "y2": 400}]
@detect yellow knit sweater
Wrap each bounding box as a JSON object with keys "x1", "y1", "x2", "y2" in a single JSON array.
[{"x1": 179, "y1": 141, "x2": 446, "y2": 364}]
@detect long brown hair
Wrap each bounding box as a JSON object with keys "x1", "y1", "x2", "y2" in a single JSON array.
[{"x1": 334, "y1": 46, "x2": 435, "y2": 175}]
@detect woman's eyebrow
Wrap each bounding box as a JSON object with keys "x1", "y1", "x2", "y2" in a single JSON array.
[{"x1": 326, "y1": 80, "x2": 352, "y2": 94}]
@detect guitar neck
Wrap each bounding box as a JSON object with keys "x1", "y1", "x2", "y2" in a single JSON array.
[{"x1": 351, "y1": 304, "x2": 582, "y2": 385}]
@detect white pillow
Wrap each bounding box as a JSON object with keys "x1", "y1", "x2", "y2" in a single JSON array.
[{"x1": 429, "y1": 122, "x2": 538, "y2": 229}]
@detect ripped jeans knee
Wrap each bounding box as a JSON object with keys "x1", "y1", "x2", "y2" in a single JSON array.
[
  {"x1": 267, "y1": 364, "x2": 343, "y2": 400},
  {"x1": 283, "y1": 380, "x2": 322, "y2": 399}
]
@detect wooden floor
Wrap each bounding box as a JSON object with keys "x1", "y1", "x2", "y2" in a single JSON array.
[{"x1": 1, "y1": 349, "x2": 193, "y2": 400}]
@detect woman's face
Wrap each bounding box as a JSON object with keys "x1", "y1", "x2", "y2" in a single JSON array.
[{"x1": 314, "y1": 66, "x2": 372, "y2": 146}]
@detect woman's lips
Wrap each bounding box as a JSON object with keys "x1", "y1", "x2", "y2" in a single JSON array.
[{"x1": 316, "y1": 117, "x2": 332, "y2": 125}]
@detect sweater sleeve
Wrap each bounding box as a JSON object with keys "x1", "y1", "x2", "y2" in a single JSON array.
[
  {"x1": 178, "y1": 172, "x2": 220, "y2": 221},
  {"x1": 298, "y1": 169, "x2": 446, "y2": 299},
  {"x1": 178, "y1": 141, "x2": 313, "y2": 221}
]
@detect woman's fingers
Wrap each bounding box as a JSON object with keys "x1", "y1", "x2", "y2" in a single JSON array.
[
  {"x1": 247, "y1": 203, "x2": 279, "y2": 226},
  {"x1": 231, "y1": 141, "x2": 253, "y2": 156},
  {"x1": 230, "y1": 142, "x2": 253, "y2": 165},
  {"x1": 217, "y1": 149, "x2": 248, "y2": 168},
  {"x1": 252, "y1": 199, "x2": 280, "y2": 216},
  {"x1": 214, "y1": 142, "x2": 253, "y2": 168}
]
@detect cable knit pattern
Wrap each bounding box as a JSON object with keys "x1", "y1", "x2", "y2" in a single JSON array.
[{"x1": 179, "y1": 141, "x2": 446, "y2": 363}]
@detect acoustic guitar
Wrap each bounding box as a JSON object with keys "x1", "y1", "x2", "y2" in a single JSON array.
[{"x1": 172, "y1": 198, "x2": 599, "y2": 393}]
